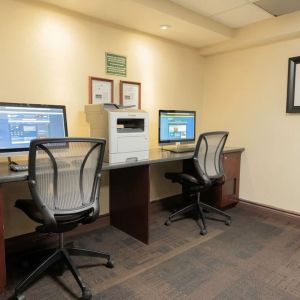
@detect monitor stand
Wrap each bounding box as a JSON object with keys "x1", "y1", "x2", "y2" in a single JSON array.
[{"x1": 162, "y1": 142, "x2": 195, "y2": 153}]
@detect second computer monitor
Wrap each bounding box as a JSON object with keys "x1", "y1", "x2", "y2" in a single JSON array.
[{"x1": 159, "y1": 110, "x2": 196, "y2": 144}]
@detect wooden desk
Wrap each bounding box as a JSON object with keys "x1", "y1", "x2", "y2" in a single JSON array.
[{"x1": 0, "y1": 147, "x2": 244, "y2": 293}]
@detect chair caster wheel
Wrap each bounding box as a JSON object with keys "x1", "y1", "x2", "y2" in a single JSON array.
[
  {"x1": 81, "y1": 288, "x2": 92, "y2": 300},
  {"x1": 14, "y1": 294, "x2": 26, "y2": 300},
  {"x1": 165, "y1": 220, "x2": 171, "y2": 226},
  {"x1": 225, "y1": 219, "x2": 231, "y2": 226},
  {"x1": 106, "y1": 259, "x2": 114, "y2": 268},
  {"x1": 200, "y1": 228, "x2": 207, "y2": 236}
]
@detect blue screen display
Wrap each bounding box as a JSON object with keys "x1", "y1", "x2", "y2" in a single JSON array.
[
  {"x1": 0, "y1": 103, "x2": 67, "y2": 152},
  {"x1": 159, "y1": 110, "x2": 195, "y2": 143}
]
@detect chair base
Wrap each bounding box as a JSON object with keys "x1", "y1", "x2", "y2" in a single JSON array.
[
  {"x1": 165, "y1": 193, "x2": 231, "y2": 235},
  {"x1": 13, "y1": 235, "x2": 113, "y2": 300}
]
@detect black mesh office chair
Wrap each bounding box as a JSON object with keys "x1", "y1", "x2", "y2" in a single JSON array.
[
  {"x1": 13, "y1": 138, "x2": 113, "y2": 300},
  {"x1": 165, "y1": 131, "x2": 231, "y2": 235}
]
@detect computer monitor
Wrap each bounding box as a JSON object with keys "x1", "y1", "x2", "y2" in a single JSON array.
[
  {"x1": 0, "y1": 102, "x2": 68, "y2": 154},
  {"x1": 159, "y1": 110, "x2": 196, "y2": 144}
]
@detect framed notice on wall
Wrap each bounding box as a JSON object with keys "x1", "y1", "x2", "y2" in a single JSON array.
[
  {"x1": 89, "y1": 77, "x2": 114, "y2": 104},
  {"x1": 287, "y1": 56, "x2": 300, "y2": 112},
  {"x1": 119, "y1": 80, "x2": 141, "y2": 109}
]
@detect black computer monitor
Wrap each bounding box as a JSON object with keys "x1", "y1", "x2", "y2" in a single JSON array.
[
  {"x1": 0, "y1": 102, "x2": 68, "y2": 154},
  {"x1": 159, "y1": 110, "x2": 196, "y2": 144}
]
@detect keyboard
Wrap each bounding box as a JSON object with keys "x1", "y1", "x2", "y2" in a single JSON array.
[{"x1": 166, "y1": 146, "x2": 195, "y2": 153}]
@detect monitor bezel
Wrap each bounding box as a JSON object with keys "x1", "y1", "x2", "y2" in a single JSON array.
[
  {"x1": 158, "y1": 109, "x2": 196, "y2": 144},
  {"x1": 0, "y1": 102, "x2": 68, "y2": 153}
]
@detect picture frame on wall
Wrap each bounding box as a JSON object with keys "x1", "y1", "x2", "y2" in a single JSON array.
[
  {"x1": 89, "y1": 77, "x2": 114, "y2": 104},
  {"x1": 287, "y1": 56, "x2": 300, "y2": 113},
  {"x1": 119, "y1": 80, "x2": 141, "y2": 109}
]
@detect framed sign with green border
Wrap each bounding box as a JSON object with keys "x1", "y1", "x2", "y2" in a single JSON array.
[{"x1": 106, "y1": 53, "x2": 127, "y2": 77}]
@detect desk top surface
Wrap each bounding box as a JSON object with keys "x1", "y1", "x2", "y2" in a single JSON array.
[{"x1": 0, "y1": 147, "x2": 244, "y2": 184}]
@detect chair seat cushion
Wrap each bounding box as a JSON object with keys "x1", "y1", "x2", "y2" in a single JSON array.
[
  {"x1": 165, "y1": 172, "x2": 201, "y2": 185},
  {"x1": 15, "y1": 199, "x2": 92, "y2": 233},
  {"x1": 165, "y1": 172, "x2": 224, "y2": 193}
]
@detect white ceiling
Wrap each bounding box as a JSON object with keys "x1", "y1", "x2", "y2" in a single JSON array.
[
  {"x1": 170, "y1": 0, "x2": 272, "y2": 28},
  {"x1": 40, "y1": 0, "x2": 234, "y2": 48},
  {"x1": 39, "y1": 0, "x2": 299, "y2": 51}
]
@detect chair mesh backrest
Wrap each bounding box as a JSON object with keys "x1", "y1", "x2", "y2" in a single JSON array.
[
  {"x1": 194, "y1": 132, "x2": 228, "y2": 179},
  {"x1": 29, "y1": 139, "x2": 105, "y2": 213}
]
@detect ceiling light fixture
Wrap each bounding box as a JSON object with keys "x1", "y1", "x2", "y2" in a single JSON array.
[{"x1": 160, "y1": 24, "x2": 171, "y2": 30}]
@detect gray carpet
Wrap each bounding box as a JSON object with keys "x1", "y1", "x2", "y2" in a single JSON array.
[{"x1": 2, "y1": 203, "x2": 300, "y2": 299}]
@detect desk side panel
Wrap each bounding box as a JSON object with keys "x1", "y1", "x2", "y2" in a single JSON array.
[
  {"x1": 109, "y1": 165, "x2": 150, "y2": 244},
  {"x1": 221, "y1": 152, "x2": 241, "y2": 208},
  {"x1": 0, "y1": 186, "x2": 6, "y2": 293}
]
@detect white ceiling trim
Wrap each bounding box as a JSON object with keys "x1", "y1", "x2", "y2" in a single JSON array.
[
  {"x1": 199, "y1": 10, "x2": 300, "y2": 56},
  {"x1": 132, "y1": 0, "x2": 233, "y2": 36},
  {"x1": 37, "y1": 0, "x2": 300, "y2": 54}
]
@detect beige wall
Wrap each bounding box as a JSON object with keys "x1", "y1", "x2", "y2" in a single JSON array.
[
  {"x1": 4, "y1": 0, "x2": 300, "y2": 239},
  {"x1": 1, "y1": 0, "x2": 203, "y2": 238},
  {"x1": 202, "y1": 38, "x2": 300, "y2": 213}
]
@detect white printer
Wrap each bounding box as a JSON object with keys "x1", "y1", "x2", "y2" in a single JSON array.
[{"x1": 85, "y1": 104, "x2": 149, "y2": 163}]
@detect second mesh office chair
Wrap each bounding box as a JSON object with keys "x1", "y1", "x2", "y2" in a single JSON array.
[
  {"x1": 165, "y1": 131, "x2": 231, "y2": 235},
  {"x1": 13, "y1": 138, "x2": 113, "y2": 300}
]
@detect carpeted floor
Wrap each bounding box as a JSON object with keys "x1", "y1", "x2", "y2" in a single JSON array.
[{"x1": 2, "y1": 203, "x2": 300, "y2": 299}]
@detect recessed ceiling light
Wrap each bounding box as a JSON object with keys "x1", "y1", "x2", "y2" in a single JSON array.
[{"x1": 160, "y1": 24, "x2": 171, "y2": 30}]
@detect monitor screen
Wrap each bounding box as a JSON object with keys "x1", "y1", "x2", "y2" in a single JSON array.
[
  {"x1": 0, "y1": 102, "x2": 68, "y2": 153},
  {"x1": 159, "y1": 110, "x2": 196, "y2": 144}
]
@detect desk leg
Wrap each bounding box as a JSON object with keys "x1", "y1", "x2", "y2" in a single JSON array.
[
  {"x1": 0, "y1": 185, "x2": 6, "y2": 294},
  {"x1": 109, "y1": 165, "x2": 150, "y2": 244}
]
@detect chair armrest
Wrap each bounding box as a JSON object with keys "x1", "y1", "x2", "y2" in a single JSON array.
[
  {"x1": 221, "y1": 175, "x2": 226, "y2": 184},
  {"x1": 179, "y1": 173, "x2": 199, "y2": 184},
  {"x1": 28, "y1": 179, "x2": 58, "y2": 231}
]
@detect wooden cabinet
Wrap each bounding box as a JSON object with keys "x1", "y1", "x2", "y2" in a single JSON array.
[
  {"x1": 218, "y1": 151, "x2": 241, "y2": 209},
  {"x1": 183, "y1": 150, "x2": 243, "y2": 210},
  {"x1": 0, "y1": 187, "x2": 5, "y2": 293},
  {"x1": 204, "y1": 151, "x2": 242, "y2": 209}
]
